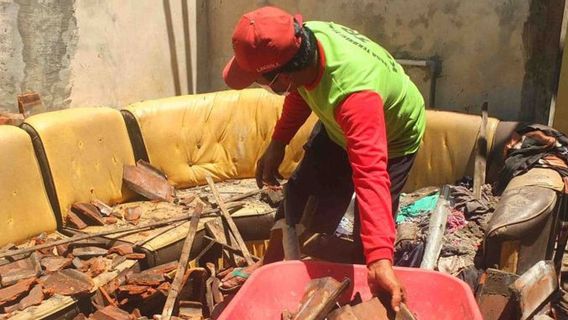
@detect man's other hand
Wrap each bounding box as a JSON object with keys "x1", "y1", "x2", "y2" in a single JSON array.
[
  {"x1": 256, "y1": 140, "x2": 286, "y2": 188},
  {"x1": 367, "y1": 259, "x2": 406, "y2": 312}
]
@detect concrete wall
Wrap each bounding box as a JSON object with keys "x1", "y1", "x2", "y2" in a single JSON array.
[
  {"x1": 203, "y1": 0, "x2": 564, "y2": 121},
  {"x1": 0, "y1": 0, "x2": 564, "y2": 122},
  {"x1": 0, "y1": 0, "x2": 196, "y2": 112}
]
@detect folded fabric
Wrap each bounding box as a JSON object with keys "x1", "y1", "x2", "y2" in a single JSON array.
[{"x1": 396, "y1": 193, "x2": 439, "y2": 224}]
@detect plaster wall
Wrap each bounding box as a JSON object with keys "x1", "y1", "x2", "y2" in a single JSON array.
[{"x1": 205, "y1": 0, "x2": 533, "y2": 120}]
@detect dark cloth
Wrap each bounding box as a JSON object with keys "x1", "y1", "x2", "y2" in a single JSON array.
[
  {"x1": 393, "y1": 241, "x2": 424, "y2": 267},
  {"x1": 497, "y1": 124, "x2": 568, "y2": 193},
  {"x1": 274, "y1": 123, "x2": 417, "y2": 263}
]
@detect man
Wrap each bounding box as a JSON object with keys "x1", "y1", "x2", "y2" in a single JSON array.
[{"x1": 221, "y1": 6, "x2": 425, "y2": 312}]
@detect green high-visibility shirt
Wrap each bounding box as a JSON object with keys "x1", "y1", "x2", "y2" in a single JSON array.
[{"x1": 297, "y1": 21, "x2": 426, "y2": 158}]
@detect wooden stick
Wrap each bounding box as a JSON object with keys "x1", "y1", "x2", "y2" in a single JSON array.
[
  {"x1": 224, "y1": 189, "x2": 263, "y2": 203},
  {"x1": 0, "y1": 202, "x2": 244, "y2": 259},
  {"x1": 161, "y1": 203, "x2": 204, "y2": 320},
  {"x1": 473, "y1": 102, "x2": 488, "y2": 199},
  {"x1": 206, "y1": 176, "x2": 254, "y2": 265},
  {"x1": 203, "y1": 235, "x2": 260, "y2": 261}
]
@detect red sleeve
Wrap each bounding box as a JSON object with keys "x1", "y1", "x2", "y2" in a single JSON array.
[
  {"x1": 334, "y1": 91, "x2": 395, "y2": 265},
  {"x1": 272, "y1": 91, "x2": 312, "y2": 144}
]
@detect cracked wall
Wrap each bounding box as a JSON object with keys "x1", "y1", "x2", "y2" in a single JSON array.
[{"x1": 0, "y1": 0, "x2": 193, "y2": 112}]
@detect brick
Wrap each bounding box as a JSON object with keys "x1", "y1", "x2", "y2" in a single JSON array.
[
  {"x1": 72, "y1": 246, "x2": 108, "y2": 258},
  {"x1": 0, "y1": 253, "x2": 41, "y2": 287},
  {"x1": 123, "y1": 161, "x2": 174, "y2": 202},
  {"x1": 0, "y1": 278, "x2": 36, "y2": 306},
  {"x1": 18, "y1": 284, "x2": 44, "y2": 310},
  {"x1": 109, "y1": 244, "x2": 134, "y2": 256},
  {"x1": 90, "y1": 305, "x2": 133, "y2": 320},
  {"x1": 41, "y1": 269, "x2": 94, "y2": 297},
  {"x1": 71, "y1": 203, "x2": 105, "y2": 226},
  {"x1": 17, "y1": 92, "x2": 45, "y2": 117},
  {"x1": 86, "y1": 256, "x2": 109, "y2": 278},
  {"x1": 124, "y1": 207, "x2": 142, "y2": 223},
  {"x1": 124, "y1": 253, "x2": 145, "y2": 260},
  {"x1": 103, "y1": 217, "x2": 118, "y2": 224},
  {"x1": 144, "y1": 261, "x2": 178, "y2": 275},
  {"x1": 117, "y1": 285, "x2": 151, "y2": 295},
  {"x1": 66, "y1": 211, "x2": 88, "y2": 229},
  {"x1": 126, "y1": 273, "x2": 164, "y2": 287},
  {"x1": 91, "y1": 199, "x2": 114, "y2": 217},
  {"x1": 41, "y1": 256, "x2": 72, "y2": 273}
]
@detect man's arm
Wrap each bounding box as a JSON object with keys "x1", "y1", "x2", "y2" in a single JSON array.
[
  {"x1": 335, "y1": 90, "x2": 403, "y2": 312},
  {"x1": 334, "y1": 90, "x2": 395, "y2": 263},
  {"x1": 272, "y1": 90, "x2": 312, "y2": 144},
  {"x1": 257, "y1": 91, "x2": 312, "y2": 187}
]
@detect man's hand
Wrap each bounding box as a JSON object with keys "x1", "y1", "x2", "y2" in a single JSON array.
[
  {"x1": 256, "y1": 140, "x2": 286, "y2": 188},
  {"x1": 367, "y1": 259, "x2": 405, "y2": 312}
]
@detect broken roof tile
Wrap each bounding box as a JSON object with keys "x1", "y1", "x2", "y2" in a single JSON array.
[
  {"x1": 41, "y1": 269, "x2": 94, "y2": 297},
  {"x1": 0, "y1": 277, "x2": 36, "y2": 305},
  {"x1": 41, "y1": 256, "x2": 72, "y2": 273}
]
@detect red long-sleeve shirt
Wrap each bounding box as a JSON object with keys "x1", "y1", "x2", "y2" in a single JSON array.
[{"x1": 272, "y1": 90, "x2": 395, "y2": 264}]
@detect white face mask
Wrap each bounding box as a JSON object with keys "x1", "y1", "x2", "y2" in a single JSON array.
[
  {"x1": 259, "y1": 81, "x2": 292, "y2": 96},
  {"x1": 258, "y1": 73, "x2": 292, "y2": 96}
]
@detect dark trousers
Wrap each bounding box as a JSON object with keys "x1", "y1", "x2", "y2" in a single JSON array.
[{"x1": 275, "y1": 123, "x2": 416, "y2": 262}]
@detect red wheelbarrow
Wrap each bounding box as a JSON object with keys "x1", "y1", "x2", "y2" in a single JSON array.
[{"x1": 218, "y1": 260, "x2": 482, "y2": 320}]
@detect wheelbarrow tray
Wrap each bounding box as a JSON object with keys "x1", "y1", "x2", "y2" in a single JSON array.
[{"x1": 218, "y1": 260, "x2": 482, "y2": 320}]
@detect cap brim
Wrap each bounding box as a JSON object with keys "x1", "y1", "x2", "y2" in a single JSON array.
[{"x1": 223, "y1": 56, "x2": 259, "y2": 90}]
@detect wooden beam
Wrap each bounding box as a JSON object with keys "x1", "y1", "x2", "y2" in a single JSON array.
[
  {"x1": 161, "y1": 202, "x2": 204, "y2": 320},
  {"x1": 205, "y1": 176, "x2": 254, "y2": 265}
]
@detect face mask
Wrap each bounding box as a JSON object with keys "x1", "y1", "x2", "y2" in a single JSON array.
[
  {"x1": 258, "y1": 73, "x2": 292, "y2": 96},
  {"x1": 259, "y1": 79, "x2": 293, "y2": 96}
]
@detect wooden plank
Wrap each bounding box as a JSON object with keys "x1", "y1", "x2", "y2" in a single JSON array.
[
  {"x1": 473, "y1": 102, "x2": 488, "y2": 199},
  {"x1": 205, "y1": 218, "x2": 237, "y2": 265},
  {"x1": 511, "y1": 261, "x2": 557, "y2": 320},
  {"x1": 206, "y1": 176, "x2": 254, "y2": 265},
  {"x1": 161, "y1": 203, "x2": 204, "y2": 320}
]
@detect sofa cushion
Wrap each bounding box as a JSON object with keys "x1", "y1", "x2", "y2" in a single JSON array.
[
  {"x1": 22, "y1": 107, "x2": 137, "y2": 220},
  {"x1": 0, "y1": 126, "x2": 57, "y2": 246},
  {"x1": 123, "y1": 89, "x2": 317, "y2": 188},
  {"x1": 404, "y1": 110, "x2": 500, "y2": 192}
]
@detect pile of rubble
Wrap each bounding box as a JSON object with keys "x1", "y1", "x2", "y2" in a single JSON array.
[
  {"x1": 0, "y1": 160, "x2": 278, "y2": 319},
  {"x1": 0, "y1": 233, "x2": 140, "y2": 316}
]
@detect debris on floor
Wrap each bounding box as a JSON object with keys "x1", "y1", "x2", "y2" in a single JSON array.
[
  {"x1": 394, "y1": 180, "x2": 498, "y2": 283},
  {"x1": 0, "y1": 170, "x2": 279, "y2": 318}
]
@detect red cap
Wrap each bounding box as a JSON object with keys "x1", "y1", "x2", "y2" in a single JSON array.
[{"x1": 223, "y1": 7, "x2": 303, "y2": 89}]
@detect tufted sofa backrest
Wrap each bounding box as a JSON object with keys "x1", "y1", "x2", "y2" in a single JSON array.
[
  {"x1": 22, "y1": 107, "x2": 137, "y2": 221},
  {"x1": 124, "y1": 89, "x2": 505, "y2": 192},
  {"x1": 123, "y1": 89, "x2": 317, "y2": 188},
  {"x1": 0, "y1": 126, "x2": 57, "y2": 245}
]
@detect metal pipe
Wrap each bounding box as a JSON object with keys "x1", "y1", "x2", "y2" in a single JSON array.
[
  {"x1": 420, "y1": 185, "x2": 451, "y2": 270},
  {"x1": 396, "y1": 58, "x2": 441, "y2": 107}
]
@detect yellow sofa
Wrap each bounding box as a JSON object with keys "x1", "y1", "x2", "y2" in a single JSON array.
[
  {"x1": 1, "y1": 88, "x2": 527, "y2": 318},
  {"x1": 0, "y1": 126, "x2": 137, "y2": 320},
  {"x1": 121, "y1": 89, "x2": 512, "y2": 191}
]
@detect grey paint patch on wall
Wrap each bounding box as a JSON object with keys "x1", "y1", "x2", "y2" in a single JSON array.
[
  {"x1": 15, "y1": 0, "x2": 78, "y2": 110},
  {"x1": 0, "y1": 1, "x2": 25, "y2": 112}
]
